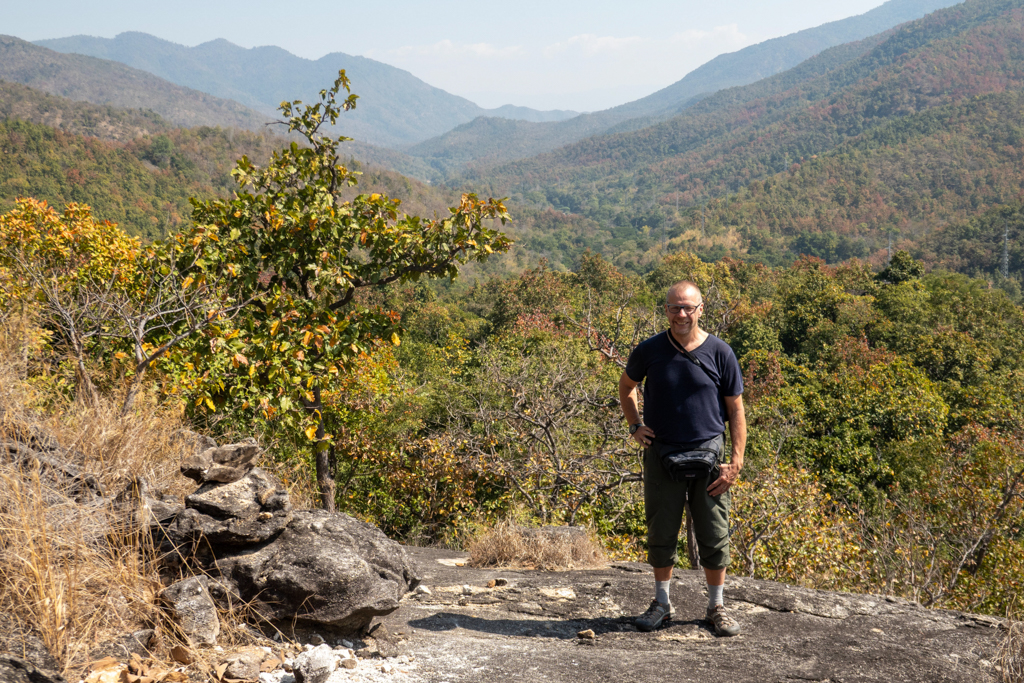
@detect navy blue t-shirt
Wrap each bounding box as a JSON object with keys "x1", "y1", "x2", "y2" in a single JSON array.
[{"x1": 624, "y1": 331, "x2": 743, "y2": 445}]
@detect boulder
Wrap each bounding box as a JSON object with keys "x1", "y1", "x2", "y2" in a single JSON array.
[
  {"x1": 167, "y1": 468, "x2": 292, "y2": 546},
  {"x1": 214, "y1": 510, "x2": 420, "y2": 633},
  {"x1": 181, "y1": 443, "x2": 260, "y2": 484},
  {"x1": 159, "y1": 576, "x2": 220, "y2": 646}
]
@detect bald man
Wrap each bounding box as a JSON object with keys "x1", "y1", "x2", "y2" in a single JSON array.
[{"x1": 619, "y1": 280, "x2": 746, "y2": 637}]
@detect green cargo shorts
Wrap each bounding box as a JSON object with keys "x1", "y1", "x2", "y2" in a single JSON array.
[{"x1": 643, "y1": 438, "x2": 731, "y2": 570}]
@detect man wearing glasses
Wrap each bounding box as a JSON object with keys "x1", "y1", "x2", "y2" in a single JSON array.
[{"x1": 618, "y1": 280, "x2": 746, "y2": 636}]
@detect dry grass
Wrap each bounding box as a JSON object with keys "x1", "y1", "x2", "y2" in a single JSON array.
[
  {"x1": 1000, "y1": 618, "x2": 1024, "y2": 683},
  {"x1": 467, "y1": 520, "x2": 607, "y2": 571},
  {"x1": 0, "y1": 465, "x2": 163, "y2": 670},
  {"x1": 0, "y1": 324, "x2": 221, "y2": 677}
]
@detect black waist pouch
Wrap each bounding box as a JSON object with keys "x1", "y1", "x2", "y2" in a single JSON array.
[{"x1": 655, "y1": 434, "x2": 723, "y2": 482}]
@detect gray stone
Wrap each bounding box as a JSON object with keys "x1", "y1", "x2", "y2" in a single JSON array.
[
  {"x1": 214, "y1": 510, "x2": 420, "y2": 633},
  {"x1": 0, "y1": 439, "x2": 104, "y2": 503},
  {"x1": 168, "y1": 468, "x2": 292, "y2": 546},
  {"x1": 182, "y1": 443, "x2": 260, "y2": 484},
  {"x1": 87, "y1": 629, "x2": 155, "y2": 662},
  {"x1": 220, "y1": 650, "x2": 263, "y2": 681},
  {"x1": 0, "y1": 656, "x2": 66, "y2": 683},
  {"x1": 0, "y1": 616, "x2": 63, "y2": 683},
  {"x1": 291, "y1": 644, "x2": 334, "y2": 683},
  {"x1": 173, "y1": 429, "x2": 218, "y2": 456},
  {"x1": 159, "y1": 576, "x2": 220, "y2": 646}
]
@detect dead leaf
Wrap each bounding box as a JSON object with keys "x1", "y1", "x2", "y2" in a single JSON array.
[
  {"x1": 169, "y1": 646, "x2": 191, "y2": 665},
  {"x1": 88, "y1": 657, "x2": 120, "y2": 671},
  {"x1": 260, "y1": 657, "x2": 282, "y2": 673},
  {"x1": 84, "y1": 667, "x2": 124, "y2": 683},
  {"x1": 161, "y1": 673, "x2": 190, "y2": 683}
]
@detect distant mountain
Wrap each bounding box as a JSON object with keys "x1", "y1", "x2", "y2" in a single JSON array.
[
  {"x1": 0, "y1": 36, "x2": 267, "y2": 131},
  {"x1": 405, "y1": 0, "x2": 964, "y2": 173},
  {"x1": 456, "y1": 0, "x2": 1024, "y2": 270},
  {"x1": 34, "y1": 32, "x2": 578, "y2": 148}
]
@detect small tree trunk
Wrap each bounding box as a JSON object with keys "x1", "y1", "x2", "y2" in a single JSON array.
[
  {"x1": 307, "y1": 386, "x2": 336, "y2": 512},
  {"x1": 685, "y1": 500, "x2": 701, "y2": 570},
  {"x1": 120, "y1": 365, "x2": 150, "y2": 419},
  {"x1": 72, "y1": 340, "x2": 101, "y2": 410}
]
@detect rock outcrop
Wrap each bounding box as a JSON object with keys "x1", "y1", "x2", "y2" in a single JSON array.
[
  {"x1": 381, "y1": 546, "x2": 1010, "y2": 683},
  {"x1": 0, "y1": 435, "x2": 104, "y2": 503},
  {"x1": 167, "y1": 468, "x2": 292, "y2": 546},
  {"x1": 159, "y1": 455, "x2": 419, "y2": 635}
]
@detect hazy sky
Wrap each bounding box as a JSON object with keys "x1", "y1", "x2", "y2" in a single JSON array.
[{"x1": 5, "y1": 0, "x2": 893, "y2": 111}]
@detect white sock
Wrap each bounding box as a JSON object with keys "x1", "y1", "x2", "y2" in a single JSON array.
[
  {"x1": 708, "y1": 583, "x2": 724, "y2": 610},
  {"x1": 655, "y1": 580, "x2": 671, "y2": 606}
]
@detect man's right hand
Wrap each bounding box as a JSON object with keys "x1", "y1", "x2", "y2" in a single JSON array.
[{"x1": 632, "y1": 425, "x2": 655, "y2": 448}]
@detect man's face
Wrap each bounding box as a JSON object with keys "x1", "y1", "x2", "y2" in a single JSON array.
[{"x1": 666, "y1": 287, "x2": 703, "y2": 336}]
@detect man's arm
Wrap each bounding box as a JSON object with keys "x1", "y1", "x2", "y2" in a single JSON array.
[
  {"x1": 707, "y1": 394, "x2": 745, "y2": 496},
  {"x1": 619, "y1": 372, "x2": 655, "y2": 447}
]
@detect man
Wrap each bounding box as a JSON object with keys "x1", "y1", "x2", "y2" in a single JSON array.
[{"x1": 618, "y1": 280, "x2": 746, "y2": 637}]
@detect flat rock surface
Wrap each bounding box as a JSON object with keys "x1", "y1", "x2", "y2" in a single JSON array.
[{"x1": 375, "y1": 546, "x2": 1005, "y2": 683}]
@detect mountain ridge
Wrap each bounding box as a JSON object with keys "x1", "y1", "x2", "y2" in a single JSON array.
[
  {"x1": 451, "y1": 0, "x2": 1024, "y2": 272},
  {"x1": 34, "y1": 32, "x2": 578, "y2": 148},
  {"x1": 403, "y1": 0, "x2": 964, "y2": 173},
  {"x1": 0, "y1": 35, "x2": 268, "y2": 131}
]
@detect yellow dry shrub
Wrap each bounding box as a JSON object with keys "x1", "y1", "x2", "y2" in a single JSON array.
[
  {"x1": 1000, "y1": 617, "x2": 1024, "y2": 683},
  {"x1": 468, "y1": 520, "x2": 607, "y2": 571}
]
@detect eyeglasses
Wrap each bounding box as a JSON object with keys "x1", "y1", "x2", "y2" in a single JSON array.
[{"x1": 666, "y1": 303, "x2": 702, "y2": 316}]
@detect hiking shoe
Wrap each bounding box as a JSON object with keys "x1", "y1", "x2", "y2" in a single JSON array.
[
  {"x1": 636, "y1": 600, "x2": 674, "y2": 631},
  {"x1": 706, "y1": 604, "x2": 741, "y2": 637}
]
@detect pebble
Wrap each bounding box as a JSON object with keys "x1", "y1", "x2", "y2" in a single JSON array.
[
  {"x1": 413, "y1": 585, "x2": 431, "y2": 595},
  {"x1": 577, "y1": 629, "x2": 596, "y2": 640}
]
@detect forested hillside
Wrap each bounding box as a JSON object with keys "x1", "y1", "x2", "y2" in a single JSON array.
[
  {"x1": 0, "y1": 79, "x2": 601, "y2": 269},
  {"x1": 458, "y1": 0, "x2": 1024, "y2": 279},
  {"x1": 0, "y1": 83, "x2": 463, "y2": 242},
  {"x1": 404, "y1": 0, "x2": 962, "y2": 171}
]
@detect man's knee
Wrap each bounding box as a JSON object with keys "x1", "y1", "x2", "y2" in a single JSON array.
[{"x1": 689, "y1": 484, "x2": 731, "y2": 570}]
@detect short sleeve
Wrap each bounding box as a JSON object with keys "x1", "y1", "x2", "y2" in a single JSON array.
[
  {"x1": 624, "y1": 344, "x2": 646, "y2": 383},
  {"x1": 719, "y1": 344, "x2": 744, "y2": 397}
]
